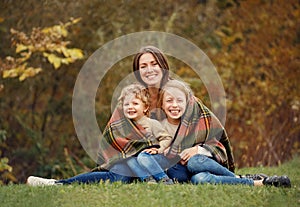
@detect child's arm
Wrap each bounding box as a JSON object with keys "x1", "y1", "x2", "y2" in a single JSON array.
[{"x1": 150, "y1": 119, "x2": 173, "y2": 153}]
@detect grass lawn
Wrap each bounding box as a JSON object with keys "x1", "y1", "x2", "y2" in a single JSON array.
[{"x1": 1, "y1": 156, "x2": 299, "y2": 207}]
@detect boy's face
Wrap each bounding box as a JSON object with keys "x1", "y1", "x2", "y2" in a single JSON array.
[
  {"x1": 162, "y1": 87, "x2": 187, "y2": 124},
  {"x1": 123, "y1": 94, "x2": 147, "y2": 121}
]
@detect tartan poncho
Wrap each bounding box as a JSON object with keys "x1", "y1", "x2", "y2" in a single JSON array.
[
  {"x1": 167, "y1": 94, "x2": 235, "y2": 172},
  {"x1": 96, "y1": 106, "x2": 161, "y2": 170},
  {"x1": 95, "y1": 94, "x2": 235, "y2": 172}
]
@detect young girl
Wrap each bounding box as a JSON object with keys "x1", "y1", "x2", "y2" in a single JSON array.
[{"x1": 137, "y1": 79, "x2": 291, "y2": 187}]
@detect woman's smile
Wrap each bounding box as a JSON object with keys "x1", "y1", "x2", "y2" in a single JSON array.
[{"x1": 145, "y1": 73, "x2": 159, "y2": 80}]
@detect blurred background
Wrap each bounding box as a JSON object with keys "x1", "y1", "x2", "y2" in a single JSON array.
[{"x1": 0, "y1": 0, "x2": 299, "y2": 184}]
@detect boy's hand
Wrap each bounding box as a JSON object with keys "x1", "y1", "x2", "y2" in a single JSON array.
[{"x1": 143, "y1": 147, "x2": 159, "y2": 154}]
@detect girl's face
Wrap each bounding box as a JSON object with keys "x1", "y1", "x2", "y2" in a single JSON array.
[
  {"x1": 123, "y1": 95, "x2": 147, "y2": 121},
  {"x1": 139, "y1": 53, "x2": 163, "y2": 88},
  {"x1": 162, "y1": 87, "x2": 187, "y2": 125}
]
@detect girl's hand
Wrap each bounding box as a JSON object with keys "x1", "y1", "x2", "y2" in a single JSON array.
[
  {"x1": 143, "y1": 147, "x2": 159, "y2": 154},
  {"x1": 179, "y1": 146, "x2": 198, "y2": 165}
]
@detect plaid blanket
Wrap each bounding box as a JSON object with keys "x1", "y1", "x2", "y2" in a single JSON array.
[
  {"x1": 95, "y1": 106, "x2": 159, "y2": 170},
  {"x1": 167, "y1": 94, "x2": 235, "y2": 172},
  {"x1": 95, "y1": 94, "x2": 235, "y2": 172}
]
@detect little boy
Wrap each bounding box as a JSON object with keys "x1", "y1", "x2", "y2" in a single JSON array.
[{"x1": 118, "y1": 83, "x2": 174, "y2": 184}]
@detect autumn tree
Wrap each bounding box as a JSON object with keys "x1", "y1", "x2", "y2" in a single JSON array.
[
  {"x1": 212, "y1": 0, "x2": 300, "y2": 166},
  {"x1": 0, "y1": 18, "x2": 84, "y2": 184}
]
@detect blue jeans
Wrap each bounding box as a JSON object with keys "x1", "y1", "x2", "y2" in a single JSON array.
[
  {"x1": 56, "y1": 162, "x2": 133, "y2": 184},
  {"x1": 136, "y1": 152, "x2": 172, "y2": 181},
  {"x1": 187, "y1": 154, "x2": 254, "y2": 185},
  {"x1": 137, "y1": 152, "x2": 194, "y2": 183},
  {"x1": 125, "y1": 157, "x2": 150, "y2": 181},
  {"x1": 167, "y1": 163, "x2": 192, "y2": 183}
]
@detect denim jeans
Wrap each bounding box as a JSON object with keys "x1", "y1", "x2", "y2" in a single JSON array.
[
  {"x1": 137, "y1": 152, "x2": 194, "y2": 183},
  {"x1": 56, "y1": 162, "x2": 133, "y2": 184},
  {"x1": 136, "y1": 152, "x2": 172, "y2": 181},
  {"x1": 187, "y1": 154, "x2": 254, "y2": 185},
  {"x1": 167, "y1": 163, "x2": 192, "y2": 183},
  {"x1": 125, "y1": 157, "x2": 150, "y2": 181}
]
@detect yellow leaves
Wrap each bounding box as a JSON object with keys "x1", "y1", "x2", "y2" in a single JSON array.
[
  {"x1": 19, "y1": 67, "x2": 42, "y2": 81},
  {"x1": 63, "y1": 48, "x2": 84, "y2": 59},
  {"x1": 2, "y1": 63, "x2": 42, "y2": 81},
  {"x1": 43, "y1": 53, "x2": 62, "y2": 69},
  {"x1": 2, "y1": 62, "x2": 27, "y2": 78},
  {"x1": 43, "y1": 47, "x2": 83, "y2": 69},
  {"x1": 15, "y1": 44, "x2": 28, "y2": 53},
  {"x1": 1, "y1": 18, "x2": 83, "y2": 82},
  {"x1": 3, "y1": 68, "x2": 20, "y2": 78},
  {"x1": 30, "y1": 19, "x2": 84, "y2": 69},
  {"x1": 42, "y1": 25, "x2": 68, "y2": 37},
  {"x1": 42, "y1": 17, "x2": 81, "y2": 38},
  {"x1": 15, "y1": 44, "x2": 33, "y2": 63}
]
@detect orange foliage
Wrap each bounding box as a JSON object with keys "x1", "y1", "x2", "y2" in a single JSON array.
[{"x1": 212, "y1": 0, "x2": 300, "y2": 167}]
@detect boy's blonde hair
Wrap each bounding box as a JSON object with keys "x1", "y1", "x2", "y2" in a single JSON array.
[{"x1": 118, "y1": 83, "x2": 151, "y2": 116}]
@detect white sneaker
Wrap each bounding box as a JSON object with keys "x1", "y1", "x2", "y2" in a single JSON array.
[{"x1": 27, "y1": 176, "x2": 58, "y2": 186}]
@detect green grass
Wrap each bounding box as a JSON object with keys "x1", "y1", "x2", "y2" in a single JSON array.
[{"x1": 1, "y1": 156, "x2": 299, "y2": 207}]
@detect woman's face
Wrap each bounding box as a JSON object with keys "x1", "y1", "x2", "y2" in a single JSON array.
[
  {"x1": 162, "y1": 87, "x2": 187, "y2": 124},
  {"x1": 138, "y1": 53, "x2": 163, "y2": 88}
]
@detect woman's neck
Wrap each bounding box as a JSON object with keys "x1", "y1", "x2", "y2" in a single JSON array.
[{"x1": 148, "y1": 87, "x2": 159, "y2": 110}]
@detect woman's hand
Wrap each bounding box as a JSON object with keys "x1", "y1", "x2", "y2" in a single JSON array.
[
  {"x1": 143, "y1": 147, "x2": 159, "y2": 154},
  {"x1": 179, "y1": 146, "x2": 198, "y2": 165}
]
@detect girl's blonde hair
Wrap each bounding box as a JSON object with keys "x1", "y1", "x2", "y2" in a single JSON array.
[
  {"x1": 158, "y1": 79, "x2": 193, "y2": 107},
  {"x1": 118, "y1": 83, "x2": 151, "y2": 116}
]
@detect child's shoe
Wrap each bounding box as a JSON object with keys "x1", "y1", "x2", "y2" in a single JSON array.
[{"x1": 159, "y1": 177, "x2": 174, "y2": 185}]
